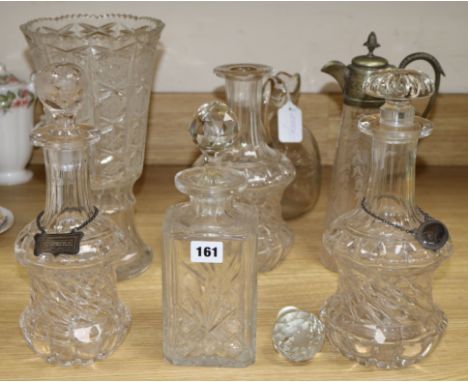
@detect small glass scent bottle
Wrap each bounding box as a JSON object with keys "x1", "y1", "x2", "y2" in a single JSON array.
[
  {"x1": 195, "y1": 64, "x2": 295, "y2": 272},
  {"x1": 163, "y1": 101, "x2": 258, "y2": 368},
  {"x1": 320, "y1": 69, "x2": 452, "y2": 369},
  {"x1": 14, "y1": 64, "x2": 131, "y2": 366},
  {"x1": 263, "y1": 72, "x2": 321, "y2": 219}
]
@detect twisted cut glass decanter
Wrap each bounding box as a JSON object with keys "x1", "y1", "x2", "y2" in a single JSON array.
[
  {"x1": 163, "y1": 102, "x2": 258, "y2": 367},
  {"x1": 321, "y1": 32, "x2": 445, "y2": 272},
  {"x1": 21, "y1": 14, "x2": 165, "y2": 280},
  {"x1": 14, "y1": 64, "x2": 131, "y2": 366},
  {"x1": 195, "y1": 64, "x2": 295, "y2": 272},
  {"x1": 263, "y1": 72, "x2": 321, "y2": 219},
  {"x1": 320, "y1": 69, "x2": 452, "y2": 369}
]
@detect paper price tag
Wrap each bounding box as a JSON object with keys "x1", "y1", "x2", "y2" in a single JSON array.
[
  {"x1": 190, "y1": 241, "x2": 223, "y2": 263},
  {"x1": 278, "y1": 100, "x2": 303, "y2": 143}
]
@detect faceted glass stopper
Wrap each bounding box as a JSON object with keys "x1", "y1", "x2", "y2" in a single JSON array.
[
  {"x1": 32, "y1": 63, "x2": 97, "y2": 148},
  {"x1": 364, "y1": 68, "x2": 434, "y2": 101},
  {"x1": 35, "y1": 63, "x2": 86, "y2": 119},
  {"x1": 188, "y1": 101, "x2": 238, "y2": 158},
  {"x1": 272, "y1": 306, "x2": 325, "y2": 362}
]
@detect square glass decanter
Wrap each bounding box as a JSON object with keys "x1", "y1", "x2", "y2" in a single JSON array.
[{"x1": 162, "y1": 102, "x2": 258, "y2": 367}]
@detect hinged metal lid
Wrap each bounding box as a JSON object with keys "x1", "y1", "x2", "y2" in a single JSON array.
[{"x1": 351, "y1": 32, "x2": 388, "y2": 69}]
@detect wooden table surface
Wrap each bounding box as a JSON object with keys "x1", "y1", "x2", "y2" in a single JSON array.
[{"x1": 0, "y1": 165, "x2": 466, "y2": 380}]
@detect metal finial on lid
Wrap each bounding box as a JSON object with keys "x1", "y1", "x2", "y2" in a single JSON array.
[
  {"x1": 364, "y1": 31, "x2": 381, "y2": 56},
  {"x1": 352, "y1": 32, "x2": 388, "y2": 69}
]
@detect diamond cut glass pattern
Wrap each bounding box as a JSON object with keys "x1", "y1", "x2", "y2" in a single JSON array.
[
  {"x1": 15, "y1": 63, "x2": 131, "y2": 366},
  {"x1": 320, "y1": 70, "x2": 452, "y2": 369}
]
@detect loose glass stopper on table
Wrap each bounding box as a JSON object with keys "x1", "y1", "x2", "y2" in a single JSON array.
[{"x1": 272, "y1": 306, "x2": 325, "y2": 362}]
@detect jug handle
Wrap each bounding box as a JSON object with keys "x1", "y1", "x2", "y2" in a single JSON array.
[
  {"x1": 276, "y1": 71, "x2": 301, "y2": 99},
  {"x1": 262, "y1": 77, "x2": 277, "y2": 145},
  {"x1": 262, "y1": 74, "x2": 296, "y2": 122},
  {"x1": 399, "y1": 52, "x2": 445, "y2": 117}
]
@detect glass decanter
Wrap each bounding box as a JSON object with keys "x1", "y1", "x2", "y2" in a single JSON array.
[
  {"x1": 320, "y1": 69, "x2": 452, "y2": 369},
  {"x1": 321, "y1": 31, "x2": 445, "y2": 271},
  {"x1": 14, "y1": 64, "x2": 131, "y2": 366},
  {"x1": 163, "y1": 102, "x2": 258, "y2": 367},
  {"x1": 194, "y1": 64, "x2": 295, "y2": 272},
  {"x1": 263, "y1": 72, "x2": 321, "y2": 219},
  {"x1": 21, "y1": 14, "x2": 165, "y2": 281}
]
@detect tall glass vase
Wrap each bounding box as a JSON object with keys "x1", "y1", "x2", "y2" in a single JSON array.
[{"x1": 21, "y1": 14, "x2": 165, "y2": 280}]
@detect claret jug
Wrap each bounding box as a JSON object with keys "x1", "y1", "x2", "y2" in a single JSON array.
[
  {"x1": 321, "y1": 31, "x2": 445, "y2": 271},
  {"x1": 263, "y1": 71, "x2": 321, "y2": 220}
]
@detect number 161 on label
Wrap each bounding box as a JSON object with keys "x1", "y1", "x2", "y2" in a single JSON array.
[{"x1": 190, "y1": 241, "x2": 224, "y2": 263}]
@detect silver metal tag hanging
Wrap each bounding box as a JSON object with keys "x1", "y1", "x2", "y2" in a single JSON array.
[{"x1": 34, "y1": 231, "x2": 84, "y2": 256}]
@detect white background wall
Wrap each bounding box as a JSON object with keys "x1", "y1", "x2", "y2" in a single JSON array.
[{"x1": 1, "y1": 1, "x2": 467, "y2": 93}]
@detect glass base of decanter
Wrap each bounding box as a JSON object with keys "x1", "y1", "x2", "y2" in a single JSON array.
[
  {"x1": 281, "y1": 197, "x2": 314, "y2": 220},
  {"x1": 257, "y1": 223, "x2": 294, "y2": 272},
  {"x1": 19, "y1": 304, "x2": 131, "y2": 366},
  {"x1": 320, "y1": 297, "x2": 448, "y2": 369},
  {"x1": 281, "y1": 181, "x2": 317, "y2": 220},
  {"x1": 280, "y1": 169, "x2": 320, "y2": 221},
  {"x1": 319, "y1": 248, "x2": 338, "y2": 272},
  {"x1": 116, "y1": 241, "x2": 153, "y2": 281},
  {"x1": 164, "y1": 353, "x2": 255, "y2": 368}
]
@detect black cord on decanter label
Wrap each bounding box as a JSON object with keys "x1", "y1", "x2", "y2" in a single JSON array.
[
  {"x1": 33, "y1": 207, "x2": 99, "y2": 256},
  {"x1": 361, "y1": 198, "x2": 449, "y2": 251}
]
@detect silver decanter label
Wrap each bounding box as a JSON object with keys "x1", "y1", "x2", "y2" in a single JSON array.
[
  {"x1": 34, "y1": 231, "x2": 84, "y2": 256},
  {"x1": 415, "y1": 220, "x2": 449, "y2": 251}
]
